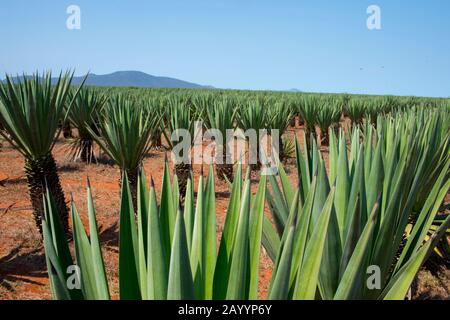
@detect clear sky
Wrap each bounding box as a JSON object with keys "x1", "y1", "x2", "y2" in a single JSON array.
[{"x1": 0, "y1": 0, "x2": 449, "y2": 97}]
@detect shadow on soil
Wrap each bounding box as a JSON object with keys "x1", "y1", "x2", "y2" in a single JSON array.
[{"x1": 0, "y1": 241, "x2": 46, "y2": 292}]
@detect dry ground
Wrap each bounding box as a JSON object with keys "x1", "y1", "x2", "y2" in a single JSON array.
[{"x1": 0, "y1": 125, "x2": 448, "y2": 300}]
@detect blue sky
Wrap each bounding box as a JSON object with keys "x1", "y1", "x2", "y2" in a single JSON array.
[{"x1": 0, "y1": 0, "x2": 449, "y2": 97}]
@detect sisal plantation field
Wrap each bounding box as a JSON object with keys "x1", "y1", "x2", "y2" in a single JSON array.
[{"x1": 0, "y1": 73, "x2": 449, "y2": 300}]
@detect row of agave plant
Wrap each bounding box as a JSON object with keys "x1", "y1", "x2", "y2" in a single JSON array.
[
  {"x1": 0, "y1": 74, "x2": 450, "y2": 299},
  {"x1": 0, "y1": 72, "x2": 448, "y2": 238},
  {"x1": 0, "y1": 73, "x2": 293, "y2": 234},
  {"x1": 41, "y1": 106, "x2": 450, "y2": 300}
]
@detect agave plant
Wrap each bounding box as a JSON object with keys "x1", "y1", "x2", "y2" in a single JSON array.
[
  {"x1": 146, "y1": 96, "x2": 165, "y2": 149},
  {"x1": 297, "y1": 95, "x2": 319, "y2": 149},
  {"x1": 66, "y1": 88, "x2": 108, "y2": 163},
  {"x1": 363, "y1": 98, "x2": 390, "y2": 125},
  {"x1": 203, "y1": 98, "x2": 238, "y2": 181},
  {"x1": 286, "y1": 98, "x2": 299, "y2": 127},
  {"x1": 162, "y1": 96, "x2": 196, "y2": 198},
  {"x1": 191, "y1": 93, "x2": 216, "y2": 123},
  {"x1": 374, "y1": 108, "x2": 450, "y2": 211},
  {"x1": 346, "y1": 98, "x2": 366, "y2": 125},
  {"x1": 315, "y1": 98, "x2": 342, "y2": 146},
  {"x1": 266, "y1": 101, "x2": 293, "y2": 161},
  {"x1": 88, "y1": 94, "x2": 160, "y2": 208},
  {"x1": 42, "y1": 161, "x2": 267, "y2": 300},
  {"x1": 339, "y1": 94, "x2": 351, "y2": 112},
  {"x1": 262, "y1": 113, "x2": 450, "y2": 299},
  {"x1": 236, "y1": 101, "x2": 268, "y2": 170},
  {"x1": 0, "y1": 72, "x2": 82, "y2": 234}
]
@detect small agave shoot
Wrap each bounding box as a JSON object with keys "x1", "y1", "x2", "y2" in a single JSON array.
[
  {"x1": 0, "y1": 72, "x2": 83, "y2": 234},
  {"x1": 42, "y1": 162, "x2": 267, "y2": 300},
  {"x1": 203, "y1": 98, "x2": 237, "y2": 182},
  {"x1": 89, "y1": 95, "x2": 160, "y2": 208},
  {"x1": 66, "y1": 88, "x2": 108, "y2": 163}
]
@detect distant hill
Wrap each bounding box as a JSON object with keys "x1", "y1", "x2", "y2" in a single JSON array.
[{"x1": 3, "y1": 71, "x2": 213, "y2": 89}]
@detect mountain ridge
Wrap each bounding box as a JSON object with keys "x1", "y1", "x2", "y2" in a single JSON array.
[{"x1": 2, "y1": 71, "x2": 213, "y2": 89}]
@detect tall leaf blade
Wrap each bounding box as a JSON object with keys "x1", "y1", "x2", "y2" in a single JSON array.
[
  {"x1": 86, "y1": 180, "x2": 109, "y2": 299},
  {"x1": 71, "y1": 202, "x2": 97, "y2": 299},
  {"x1": 226, "y1": 177, "x2": 251, "y2": 299},
  {"x1": 119, "y1": 173, "x2": 141, "y2": 300},
  {"x1": 248, "y1": 175, "x2": 267, "y2": 299},
  {"x1": 160, "y1": 160, "x2": 176, "y2": 259},
  {"x1": 203, "y1": 166, "x2": 217, "y2": 299},
  {"x1": 147, "y1": 177, "x2": 168, "y2": 299},
  {"x1": 213, "y1": 165, "x2": 242, "y2": 299},
  {"x1": 293, "y1": 188, "x2": 335, "y2": 300},
  {"x1": 167, "y1": 209, "x2": 195, "y2": 300}
]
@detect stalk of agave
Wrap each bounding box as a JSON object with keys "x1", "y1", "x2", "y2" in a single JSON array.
[
  {"x1": 263, "y1": 111, "x2": 450, "y2": 300},
  {"x1": 236, "y1": 101, "x2": 268, "y2": 171},
  {"x1": 0, "y1": 72, "x2": 82, "y2": 234},
  {"x1": 266, "y1": 101, "x2": 293, "y2": 162},
  {"x1": 42, "y1": 161, "x2": 267, "y2": 300},
  {"x1": 163, "y1": 96, "x2": 196, "y2": 198},
  {"x1": 203, "y1": 98, "x2": 237, "y2": 181},
  {"x1": 66, "y1": 88, "x2": 108, "y2": 163},
  {"x1": 88, "y1": 94, "x2": 160, "y2": 208}
]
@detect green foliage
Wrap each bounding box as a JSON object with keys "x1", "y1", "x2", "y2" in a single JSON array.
[
  {"x1": 0, "y1": 72, "x2": 77, "y2": 160},
  {"x1": 26, "y1": 82, "x2": 449, "y2": 301},
  {"x1": 66, "y1": 87, "x2": 108, "y2": 161},
  {"x1": 43, "y1": 163, "x2": 267, "y2": 300},
  {"x1": 88, "y1": 94, "x2": 160, "y2": 172},
  {"x1": 264, "y1": 109, "x2": 450, "y2": 299},
  {"x1": 203, "y1": 97, "x2": 238, "y2": 144}
]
